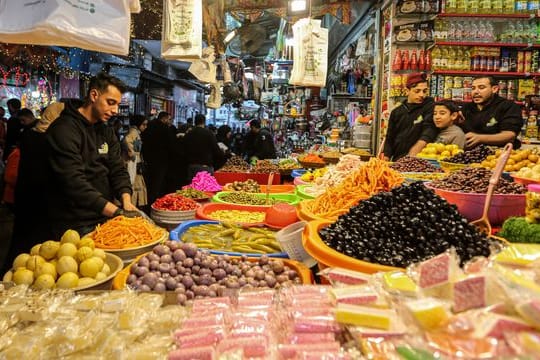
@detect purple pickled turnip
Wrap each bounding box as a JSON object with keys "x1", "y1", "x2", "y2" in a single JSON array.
[
  {"x1": 137, "y1": 257, "x2": 150, "y2": 268},
  {"x1": 134, "y1": 266, "x2": 149, "y2": 277},
  {"x1": 142, "y1": 272, "x2": 158, "y2": 289},
  {"x1": 154, "y1": 282, "x2": 166, "y2": 292},
  {"x1": 173, "y1": 249, "x2": 187, "y2": 262},
  {"x1": 165, "y1": 277, "x2": 177, "y2": 290},
  {"x1": 181, "y1": 243, "x2": 198, "y2": 258},
  {"x1": 149, "y1": 260, "x2": 159, "y2": 270},
  {"x1": 160, "y1": 254, "x2": 173, "y2": 264}
]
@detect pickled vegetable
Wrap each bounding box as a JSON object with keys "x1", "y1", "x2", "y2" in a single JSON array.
[
  {"x1": 181, "y1": 223, "x2": 282, "y2": 254},
  {"x1": 207, "y1": 210, "x2": 266, "y2": 223}
]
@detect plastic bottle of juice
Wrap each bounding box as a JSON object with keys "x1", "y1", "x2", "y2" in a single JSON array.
[
  {"x1": 493, "y1": 0, "x2": 504, "y2": 12},
  {"x1": 485, "y1": 21, "x2": 495, "y2": 42},
  {"x1": 463, "y1": 48, "x2": 472, "y2": 70},
  {"x1": 504, "y1": 0, "x2": 516, "y2": 13},
  {"x1": 478, "y1": 0, "x2": 489, "y2": 13},
  {"x1": 516, "y1": 0, "x2": 528, "y2": 12},
  {"x1": 445, "y1": 0, "x2": 457, "y2": 12},
  {"x1": 469, "y1": 0, "x2": 479, "y2": 13},
  {"x1": 440, "y1": 47, "x2": 449, "y2": 70},
  {"x1": 431, "y1": 47, "x2": 441, "y2": 70},
  {"x1": 456, "y1": 0, "x2": 467, "y2": 13}
]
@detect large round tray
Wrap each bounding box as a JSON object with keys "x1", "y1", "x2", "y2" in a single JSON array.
[
  {"x1": 4, "y1": 253, "x2": 123, "y2": 291},
  {"x1": 112, "y1": 252, "x2": 313, "y2": 290}
]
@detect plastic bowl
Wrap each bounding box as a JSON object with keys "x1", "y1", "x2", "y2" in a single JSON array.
[
  {"x1": 425, "y1": 183, "x2": 526, "y2": 225},
  {"x1": 212, "y1": 191, "x2": 300, "y2": 207},
  {"x1": 295, "y1": 184, "x2": 317, "y2": 200},
  {"x1": 438, "y1": 160, "x2": 468, "y2": 172},
  {"x1": 260, "y1": 185, "x2": 296, "y2": 193},
  {"x1": 291, "y1": 169, "x2": 307, "y2": 178},
  {"x1": 511, "y1": 174, "x2": 540, "y2": 186},
  {"x1": 265, "y1": 203, "x2": 299, "y2": 229},
  {"x1": 303, "y1": 220, "x2": 402, "y2": 273},
  {"x1": 169, "y1": 220, "x2": 288, "y2": 258},
  {"x1": 112, "y1": 252, "x2": 313, "y2": 290},
  {"x1": 293, "y1": 177, "x2": 310, "y2": 185},
  {"x1": 196, "y1": 203, "x2": 269, "y2": 226}
]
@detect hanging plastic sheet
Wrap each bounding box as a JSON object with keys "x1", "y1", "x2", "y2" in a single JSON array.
[
  {"x1": 289, "y1": 18, "x2": 329, "y2": 87},
  {"x1": 161, "y1": 0, "x2": 203, "y2": 60},
  {"x1": 0, "y1": 0, "x2": 131, "y2": 55}
]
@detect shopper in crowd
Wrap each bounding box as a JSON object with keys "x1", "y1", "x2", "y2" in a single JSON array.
[
  {"x1": 382, "y1": 73, "x2": 438, "y2": 161},
  {"x1": 183, "y1": 113, "x2": 225, "y2": 180},
  {"x1": 3, "y1": 98, "x2": 22, "y2": 161},
  {"x1": 245, "y1": 119, "x2": 276, "y2": 162},
  {"x1": 141, "y1": 111, "x2": 176, "y2": 206},
  {"x1": 122, "y1": 114, "x2": 148, "y2": 208},
  {"x1": 0, "y1": 107, "x2": 7, "y2": 154},
  {"x1": 232, "y1": 127, "x2": 245, "y2": 156},
  {"x1": 242, "y1": 124, "x2": 257, "y2": 160},
  {"x1": 433, "y1": 100, "x2": 466, "y2": 149},
  {"x1": 46, "y1": 72, "x2": 136, "y2": 238},
  {"x1": 460, "y1": 76, "x2": 523, "y2": 149},
  {"x1": 2, "y1": 103, "x2": 64, "y2": 273},
  {"x1": 216, "y1": 124, "x2": 234, "y2": 159}
]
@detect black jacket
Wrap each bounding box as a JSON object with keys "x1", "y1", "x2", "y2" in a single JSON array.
[
  {"x1": 46, "y1": 100, "x2": 132, "y2": 230},
  {"x1": 141, "y1": 119, "x2": 176, "y2": 169},
  {"x1": 383, "y1": 98, "x2": 438, "y2": 161},
  {"x1": 252, "y1": 128, "x2": 277, "y2": 160},
  {"x1": 3, "y1": 114, "x2": 22, "y2": 161},
  {"x1": 461, "y1": 94, "x2": 523, "y2": 148},
  {"x1": 183, "y1": 126, "x2": 225, "y2": 168}
]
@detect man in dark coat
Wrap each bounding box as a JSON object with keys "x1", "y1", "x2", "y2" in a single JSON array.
[
  {"x1": 383, "y1": 73, "x2": 438, "y2": 161},
  {"x1": 3, "y1": 98, "x2": 22, "y2": 161},
  {"x1": 244, "y1": 119, "x2": 276, "y2": 162},
  {"x1": 46, "y1": 72, "x2": 136, "y2": 237},
  {"x1": 141, "y1": 111, "x2": 177, "y2": 205}
]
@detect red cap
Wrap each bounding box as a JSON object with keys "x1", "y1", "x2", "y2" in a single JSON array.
[{"x1": 406, "y1": 73, "x2": 428, "y2": 88}]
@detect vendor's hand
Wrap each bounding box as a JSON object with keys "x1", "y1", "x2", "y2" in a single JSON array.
[
  {"x1": 456, "y1": 111, "x2": 465, "y2": 125},
  {"x1": 465, "y1": 132, "x2": 484, "y2": 149},
  {"x1": 123, "y1": 200, "x2": 138, "y2": 212},
  {"x1": 123, "y1": 210, "x2": 143, "y2": 218}
]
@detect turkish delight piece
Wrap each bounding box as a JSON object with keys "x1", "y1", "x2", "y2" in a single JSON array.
[
  {"x1": 405, "y1": 298, "x2": 449, "y2": 330},
  {"x1": 453, "y1": 275, "x2": 487, "y2": 313},
  {"x1": 335, "y1": 304, "x2": 395, "y2": 330}
]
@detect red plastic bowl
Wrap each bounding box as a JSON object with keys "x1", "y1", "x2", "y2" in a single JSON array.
[
  {"x1": 424, "y1": 183, "x2": 525, "y2": 225},
  {"x1": 264, "y1": 203, "x2": 299, "y2": 229},
  {"x1": 196, "y1": 203, "x2": 269, "y2": 226}
]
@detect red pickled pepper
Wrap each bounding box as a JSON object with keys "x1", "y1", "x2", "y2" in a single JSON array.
[{"x1": 153, "y1": 194, "x2": 199, "y2": 211}]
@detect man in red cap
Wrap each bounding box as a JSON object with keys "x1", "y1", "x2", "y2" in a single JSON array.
[{"x1": 382, "y1": 73, "x2": 438, "y2": 161}]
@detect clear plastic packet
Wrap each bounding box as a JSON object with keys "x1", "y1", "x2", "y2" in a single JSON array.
[
  {"x1": 408, "y1": 249, "x2": 462, "y2": 299},
  {"x1": 288, "y1": 306, "x2": 334, "y2": 320},
  {"x1": 191, "y1": 297, "x2": 232, "y2": 312},
  {"x1": 379, "y1": 271, "x2": 419, "y2": 298},
  {"x1": 296, "y1": 350, "x2": 351, "y2": 360},
  {"x1": 217, "y1": 335, "x2": 269, "y2": 358},
  {"x1": 149, "y1": 305, "x2": 188, "y2": 333},
  {"x1": 330, "y1": 285, "x2": 388, "y2": 307},
  {"x1": 229, "y1": 319, "x2": 272, "y2": 336},
  {"x1": 425, "y1": 331, "x2": 511, "y2": 359},
  {"x1": 175, "y1": 328, "x2": 225, "y2": 349},
  {"x1": 168, "y1": 345, "x2": 215, "y2": 360},
  {"x1": 292, "y1": 317, "x2": 341, "y2": 333},
  {"x1": 278, "y1": 342, "x2": 341, "y2": 360},
  {"x1": 403, "y1": 297, "x2": 450, "y2": 331},
  {"x1": 335, "y1": 304, "x2": 397, "y2": 330},
  {"x1": 284, "y1": 332, "x2": 336, "y2": 344},
  {"x1": 505, "y1": 331, "x2": 540, "y2": 356},
  {"x1": 318, "y1": 267, "x2": 372, "y2": 286},
  {"x1": 182, "y1": 312, "x2": 227, "y2": 329}
]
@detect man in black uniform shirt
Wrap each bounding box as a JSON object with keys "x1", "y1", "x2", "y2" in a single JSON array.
[
  {"x1": 461, "y1": 76, "x2": 523, "y2": 149},
  {"x1": 382, "y1": 73, "x2": 438, "y2": 161}
]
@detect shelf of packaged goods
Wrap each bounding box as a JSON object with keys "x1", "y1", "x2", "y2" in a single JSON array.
[
  {"x1": 435, "y1": 41, "x2": 540, "y2": 48},
  {"x1": 441, "y1": 99, "x2": 526, "y2": 105},
  {"x1": 432, "y1": 70, "x2": 540, "y2": 77},
  {"x1": 438, "y1": 13, "x2": 536, "y2": 18}
]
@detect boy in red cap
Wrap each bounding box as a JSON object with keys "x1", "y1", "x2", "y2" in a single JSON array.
[{"x1": 382, "y1": 73, "x2": 438, "y2": 161}]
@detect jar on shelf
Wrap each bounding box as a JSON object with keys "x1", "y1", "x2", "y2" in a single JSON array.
[{"x1": 526, "y1": 184, "x2": 540, "y2": 224}]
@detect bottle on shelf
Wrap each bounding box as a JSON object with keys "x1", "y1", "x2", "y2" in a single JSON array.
[
  {"x1": 392, "y1": 49, "x2": 402, "y2": 71},
  {"x1": 402, "y1": 49, "x2": 410, "y2": 70},
  {"x1": 469, "y1": 0, "x2": 479, "y2": 13},
  {"x1": 493, "y1": 0, "x2": 504, "y2": 13},
  {"x1": 431, "y1": 46, "x2": 441, "y2": 70},
  {"x1": 425, "y1": 49, "x2": 432, "y2": 71},
  {"x1": 410, "y1": 50, "x2": 418, "y2": 71},
  {"x1": 504, "y1": 0, "x2": 517, "y2": 13},
  {"x1": 419, "y1": 50, "x2": 426, "y2": 71},
  {"x1": 445, "y1": 0, "x2": 457, "y2": 13},
  {"x1": 456, "y1": 0, "x2": 467, "y2": 13},
  {"x1": 528, "y1": 0, "x2": 540, "y2": 12}
]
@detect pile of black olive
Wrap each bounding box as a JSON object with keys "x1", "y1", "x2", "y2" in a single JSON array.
[
  {"x1": 390, "y1": 156, "x2": 443, "y2": 173},
  {"x1": 318, "y1": 182, "x2": 492, "y2": 268},
  {"x1": 430, "y1": 167, "x2": 526, "y2": 194},
  {"x1": 443, "y1": 145, "x2": 494, "y2": 164}
]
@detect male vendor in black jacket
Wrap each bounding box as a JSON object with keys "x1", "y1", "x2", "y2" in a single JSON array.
[
  {"x1": 382, "y1": 73, "x2": 438, "y2": 161},
  {"x1": 461, "y1": 76, "x2": 523, "y2": 149},
  {"x1": 46, "y1": 72, "x2": 137, "y2": 237}
]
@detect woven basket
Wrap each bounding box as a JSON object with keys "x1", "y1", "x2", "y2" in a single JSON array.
[{"x1": 150, "y1": 203, "x2": 200, "y2": 223}]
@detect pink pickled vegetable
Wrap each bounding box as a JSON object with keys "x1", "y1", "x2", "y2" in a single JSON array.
[{"x1": 183, "y1": 171, "x2": 222, "y2": 192}]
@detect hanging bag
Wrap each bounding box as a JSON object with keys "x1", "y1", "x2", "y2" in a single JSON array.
[{"x1": 162, "y1": 0, "x2": 203, "y2": 60}]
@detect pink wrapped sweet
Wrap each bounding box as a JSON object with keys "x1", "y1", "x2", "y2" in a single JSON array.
[
  {"x1": 168, "y1": 346, "x2": 215, "y2": 360},
  {"x1": 191, "y1": 297, "x2": 232, "y2": 312},
  {"x1": 293, "y1": 318, "x2": 340, "y2": 333},
  {"x1": 418, "y1": 252, "x2": 459, "y2": 290},
  {"x1": 237, "y1": 296, "x2": 274, "y2": 309},
  {"x1": 453, "y1": 275, "x2": 487, "y2": 312},
  {"x1": 229, "y1": 319, "x2": 271, "y2": 336},
  {"x1": 182, "y1": 313, "x2": 225, "y2": 329},
  {"x1": 173, "y1": 325, "x2": 225, "y2": 342},
  {"x1": 217, "y1": 335, "x2": 269, "y2": 358},
  {"x1": 323, "y1": 267, "x2": 371, "y2": 285},
  {"x1": 475, "y1": 314, "x2": 534, "y2": 339},
  {"x1": 175, "y1": 329, "x2": 225, "y2": 349},
  {"x1": 278, "y1": 342, "x2": 341, "y2": 359},
  {"x1": 285, "y1": 332, "x2": 335, "y2": 344},
  {"x1": 288, "y1": 306, "x2": 334, "y2": 319},
  {"x1": 298, "y1": 351, "x2": 350, "y2": 360}
]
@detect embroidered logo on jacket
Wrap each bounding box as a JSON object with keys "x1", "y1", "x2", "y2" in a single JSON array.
[
  {"x1": 98, "y1": 142, "x2": 109, "y2": 154},
  {"x1": 486, "y1": 117, "x2": 498, "y2": 127},
  {"x1": 413, "y1": 115, "x2": 423, "y2": 125}
]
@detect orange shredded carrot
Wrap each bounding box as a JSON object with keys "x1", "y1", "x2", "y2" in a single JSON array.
[
  {"x1": 92, "y1": 216, "x2": 164, "y2": 249},
  {"x1": 305, "y1": 158, "x2": 404, "y2": 220}
]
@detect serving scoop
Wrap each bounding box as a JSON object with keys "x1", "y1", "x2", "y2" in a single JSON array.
[{"x1": 470, "y1": 143, "x2": 513, "y2": 235}]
